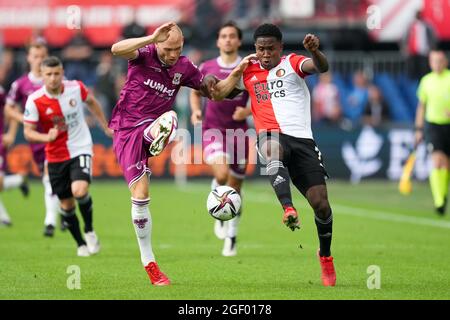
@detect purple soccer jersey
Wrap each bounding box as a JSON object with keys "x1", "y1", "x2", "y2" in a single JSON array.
[
  {"x1": 0, "y1": 86, "x2": 6, "y2": 138},
  {"x1": 110, "y1": 44, "x2": 204, "y2": 186},
  {"x1": 199, "y1": 57, "x2": 250, "y2": 178},
  {"x1": 109, "y1": 44, "x2": 204, "y2": 130},
  {"x1": 199, "y1": 57, "x2": 249, "y2": 132},
  {"x1": 7, "y1": 73, "x2": 46, "y2": 169},
  {"x1": 0, "y1": 86, "x2": 6, "y2": 173}
]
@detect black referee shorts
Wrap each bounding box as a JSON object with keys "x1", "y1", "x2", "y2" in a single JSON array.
[{"x1": 425, "y1": 122, "x2": 450, "y2": 156}]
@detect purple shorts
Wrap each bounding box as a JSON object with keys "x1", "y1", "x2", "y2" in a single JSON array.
[
  {"x1": 0, "y1": 143, "x2": 7, "y2": 173},
  {"x1": 202, "y1": 127, "x2": 249, "y2": 179},
  {"x1": 113, "y1": 124, "x2": 153, "y2": 188},
  {"x1": 30, "y1": 143, "x2": 46, "y2": 173}
]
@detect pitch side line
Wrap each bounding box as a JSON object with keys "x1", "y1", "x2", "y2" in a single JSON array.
[{"x1": 250, "y1": 194, "x2": 450, "y2": 230}]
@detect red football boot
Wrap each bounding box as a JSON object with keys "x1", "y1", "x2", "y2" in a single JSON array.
[
  {"x1": 317, "y1": 250, "x2": 336, "y2": 287},
  {"x1": 145, "y1": 262, "x2": 171, "y2": 286},
  {"x1": 282, "y1": 206, "x2": 300, "y2": 231}
]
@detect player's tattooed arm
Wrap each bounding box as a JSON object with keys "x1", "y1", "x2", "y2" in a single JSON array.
[
  {"x1": 85, "y1": 93, "x2": 114, "y2": 137},
  {"x1": 111, "y1": 21, "x2": 176, "y2": 60},
  {"x1": 199, "y1": 75, "x2": 219, "y2": 100},
  {"x1": 301, "y1": 34, "x2": 329, "y2": 74},
  {"x1": 212, "y1": 54, "x2": 257, "y2": 101}
]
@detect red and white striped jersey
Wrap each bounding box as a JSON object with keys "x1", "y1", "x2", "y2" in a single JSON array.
[
  {"x1": 24, "y1": 80, "x2": 93, "y2": 163},
  {"x1": 238, "y1": 54, "x2": 313, "y2": 139}
]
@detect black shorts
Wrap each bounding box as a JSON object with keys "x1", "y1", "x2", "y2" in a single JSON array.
[
  {"x1": 48, "y1": 155, "x2": 92, "y2": 200},
  {"x1": 425, "y1": 122, "x2": 450, "y2": 156},
  {"x1": 257, "y1": 132, "x2": 329, "y2": 195}
]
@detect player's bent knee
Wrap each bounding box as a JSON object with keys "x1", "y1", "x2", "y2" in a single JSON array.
[
  {"x1": 432, "y1": 152, "x2": 448, "y2": 168},
  {"x1": 71, "y1": 183, "x2": 89, "y2": 199},
  {"x1": 312, "y1": 199, "x2": 331, "y2": 219},
  {"x1": 72, "y1": 189, "x2": 88, "y2": 199},
  {"x1": 60, "y1": 198, "x2": 76, "y2": 211}
]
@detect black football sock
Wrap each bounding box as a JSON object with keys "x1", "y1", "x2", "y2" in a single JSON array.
[
  {"x1": 76, "y1": 194, "x2": 93, "y2": 233},
  {"x1": 315, "y1": 210, "x2": 333, "y2": 257},
  {"x1": 61, "y1": 207, "x2": 86, "y2": 247},
  {"x1": 266, "y1": 160, "x2": 293, "y2": 208}
]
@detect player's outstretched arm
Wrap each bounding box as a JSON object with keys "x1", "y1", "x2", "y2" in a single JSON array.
[
  {"x1": 2, "y1": 118, "x2": 19, "y2": 149},
  {"x1": 111, "y1": 21, "x2": 176, "y2": 60},
  {"x1": 24, "y1": 123, "x2": 58, "y2": 143},
  {"x1": 301, "y1": 34, "x2": 329, "y2": 74},
  {"x1": 85, "y1": 93, "x2": 113, "y2": 137},
  {"x1": 212, "y1": 54, "x2": 257, "y2": 101},
  {"x1": 414, "y1": 101, "x2": 425, "y2": 147},
  {"x1": 232, "y1": 106, "x2": 252, "y2": 121},
  {"x1": 189, "y1": 89, "x2": 203, "y2": 126},
  {"x1": 4, "y1": 102, "x2": 24, "y2": 124}
]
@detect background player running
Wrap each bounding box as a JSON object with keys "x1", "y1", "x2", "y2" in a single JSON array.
[
  {"x1": 0, "y1": 85, "x2": 29, "y2": 226},
  {"x1": 23, "y1": 56, "x2": 111, "y2": 256},
  {"x1": 190, "y1": 21, "x2": 251, "y2": 257},
  {"x1": 4, "y1": 43, "x2": 61, "y2": 236}
]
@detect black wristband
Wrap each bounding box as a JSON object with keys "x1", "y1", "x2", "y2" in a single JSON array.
[{"x1": 414, "y1": 127, "x2": 423, "y2": 131}]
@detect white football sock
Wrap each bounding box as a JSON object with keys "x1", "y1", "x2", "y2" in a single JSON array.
[
  {"x1": 227, "y1": 192, "x2": 242, "y2": 238},
  {"x1": 42, "y1": 175, "x2": 59, "y2": 226},
  {"x1": 227, "y1": 215, "x2": 240, "y2": 238},
  {"x1": 3, "y1": 175, "x2": 24, "y2": 190},
  {"x1": 0, "y1": 198, "x2": 11, "y2": 223},
  {"x1": 131, "y1": 198, "x2": 155, "y2": 266},
  {"x1": 210, "y1": 178, "x2": 219, "y2": 190}
]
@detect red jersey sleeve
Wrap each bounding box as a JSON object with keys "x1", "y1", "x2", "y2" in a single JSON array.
[
  {"x1": 289, "y1": 54, "x2": 312, "y2": 78},
  {"x1": 77, "y1": 81, "x2": 89, "y2": 101}
]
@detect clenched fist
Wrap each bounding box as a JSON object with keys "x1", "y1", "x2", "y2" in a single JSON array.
[{"x1": 303, "y1": 34, "x2": 320, "y2": 52}]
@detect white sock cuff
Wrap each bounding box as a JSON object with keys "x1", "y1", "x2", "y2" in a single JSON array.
[
  {"x1": 3, "y1": 175, "x2": 24, "y2": 190},
  {"x1": 131, "y1": 197, "x2": 150, "y2": 207}
]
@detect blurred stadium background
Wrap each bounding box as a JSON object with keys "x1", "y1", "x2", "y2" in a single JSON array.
[{"x1": 1, "y1": 0, "x2": 449, "y2": 183}]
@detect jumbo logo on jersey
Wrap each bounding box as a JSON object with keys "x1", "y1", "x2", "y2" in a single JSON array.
[
  {"x1": 276, "y1": 69, "x2": 286, "y2": 77},
  {"x1": 253, "y1": 80, "x2": 286, "y2": 103},
  {"x1": 143, "y1": 78, "x2": 176, "y2": 97}
]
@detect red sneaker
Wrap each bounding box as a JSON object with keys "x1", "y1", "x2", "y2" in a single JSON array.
[
  {"x1": 317, "y1": 251, "x2": 336, "y2": 286},
  {"x1": 282, "y1": 206, "x2": 300, "y2": 231},
  {"x1": 145, "y1": 262, "x2": 171, "y2": 286}
]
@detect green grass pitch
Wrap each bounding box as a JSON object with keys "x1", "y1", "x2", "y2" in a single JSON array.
[{"x1": 1, "y1": 179, "x2": 450, "y2": 300}]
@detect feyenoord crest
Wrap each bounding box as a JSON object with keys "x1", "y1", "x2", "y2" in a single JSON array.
[
  {"x1": 69, "y1": 98, "x2": 77, "y2": 107},
  {"x1": 276, "y1": 69, "x2": 286, "y2": 77},
  {"x1": 172, "y1": 73, "x2": 182, "y2": 85}
]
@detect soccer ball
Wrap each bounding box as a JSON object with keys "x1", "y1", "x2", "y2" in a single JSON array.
[{"x1": 206, "y1": 186, "x2": 241, "y2": 221}]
